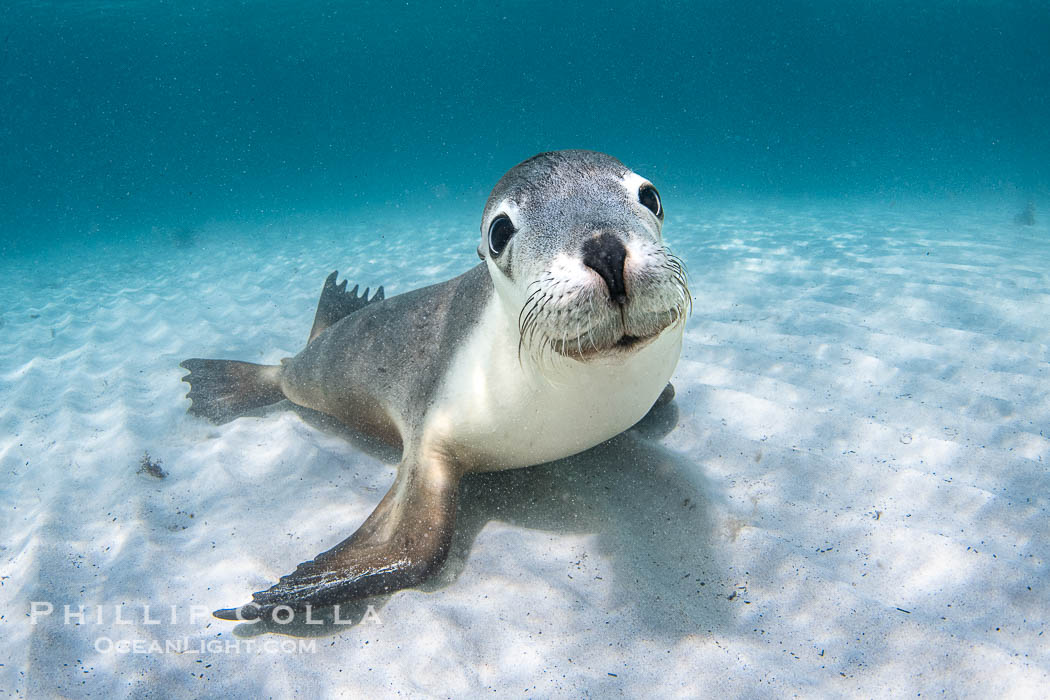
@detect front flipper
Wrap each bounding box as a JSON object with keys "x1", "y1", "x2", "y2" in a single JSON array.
[
  {"x1": 214, "y1": 452, "x2": 459, "y2": 621},
  {"x1": 630, "y1": 382, "x2": 678, "y2": 439},
  {"x1": 652, "y1": 382, "x2": 675, "y2": 410}
]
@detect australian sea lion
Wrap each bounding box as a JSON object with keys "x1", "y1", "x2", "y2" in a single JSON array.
[{"x1": 180, "y1": 150, "x2": 689, "y2": 620}]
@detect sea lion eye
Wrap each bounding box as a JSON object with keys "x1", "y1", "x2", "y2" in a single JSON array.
[
  {"x1": 639, "y1": 184, "x2": 662, "y2": 219},
  {"x1": 488, "y1": 215, "x2": 515, "y2": 257}
]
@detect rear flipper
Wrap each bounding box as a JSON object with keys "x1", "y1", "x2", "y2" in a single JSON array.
[
  {"x1": 213, "y1": 453, "x2": 459, "y2": 621},
  {"x1": 179, "y1": 359, "x2": 285, "y2": 424},
  {"x1": 308, "y1": 271, "x2": 385, "y2": 344}
]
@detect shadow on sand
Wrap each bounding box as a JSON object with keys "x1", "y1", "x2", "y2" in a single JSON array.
[{"x1": 227, "y1": 399, "x2": 725, "y2": 640}]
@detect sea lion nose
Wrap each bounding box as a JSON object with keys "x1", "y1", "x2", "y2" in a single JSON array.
[{"x1": 581, "y1": 232, "x2": 628, "y2": 306}]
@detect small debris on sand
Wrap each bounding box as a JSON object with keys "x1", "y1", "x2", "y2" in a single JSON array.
[{"x1": 137, "y1": 451, "x2": 168, "y2": 479}]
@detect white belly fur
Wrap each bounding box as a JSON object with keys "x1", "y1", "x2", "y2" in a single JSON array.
[{"x1": 424, "y1": 294, "x2": 683, "y2": 471}]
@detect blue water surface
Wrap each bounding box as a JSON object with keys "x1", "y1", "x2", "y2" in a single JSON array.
[{"x1": 1, "y1": 0, "x2": 1047, "y2": 251}]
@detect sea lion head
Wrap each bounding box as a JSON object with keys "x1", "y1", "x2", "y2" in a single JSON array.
[{"x1": 479, "y1": 150, "x2": 689, "y2": 363}]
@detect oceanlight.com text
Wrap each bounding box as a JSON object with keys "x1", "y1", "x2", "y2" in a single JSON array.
[{"x1": 94, "y1": 637, "x2": 318, "y2": 655}]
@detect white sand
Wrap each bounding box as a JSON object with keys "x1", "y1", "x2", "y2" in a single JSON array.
[{"x1": 2, "y1": 200, "x2": 1048, "y2": 697}]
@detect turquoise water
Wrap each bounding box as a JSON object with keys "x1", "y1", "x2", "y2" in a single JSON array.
[
  {"x1": 3, "y1": 2, "x2": 1050, "y2": 697},
  {"x1": 2, "y1": 1, "x2": 1047, "y2": 249}
]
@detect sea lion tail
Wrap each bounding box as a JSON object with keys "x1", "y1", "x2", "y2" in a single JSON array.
[
  {"x1": 308, "y1": 271, "x2": 385, "y2": 344},
  {"x1": 178, "y1": 359, "x2": 285, "y2": 424}
]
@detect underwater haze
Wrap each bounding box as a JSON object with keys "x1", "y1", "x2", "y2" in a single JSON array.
[
  {"x1": 2, "y1": 0, "x2": 1048, "y2": 245},
  {"x1": 3, "y1": 1, "x2": 1050, "y2": 698}
]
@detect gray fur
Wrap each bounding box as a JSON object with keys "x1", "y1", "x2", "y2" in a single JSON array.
[
  {"x1": 205, "y1": 266, "x2": 493, "y2": 620},
  {"x1": 482, "y1": 151, "x2": 641, "y2": 281},
  {"x1": 187, "y1": 150, "x2": 685, "y2": 621},
  {"x1": 483, "y1": 150, "x2": 687, "y2": 363},
  {"x1": 282, "y1": 264, "x2": 491, "y2": 447}
]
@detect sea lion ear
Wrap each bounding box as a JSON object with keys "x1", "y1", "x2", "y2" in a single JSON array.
[{"x1": 477, "y1": 242, "x2": 485, "y2": 260}]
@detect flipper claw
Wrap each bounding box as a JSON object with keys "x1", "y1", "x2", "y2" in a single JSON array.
[
  {"x1": 213, "y1": 455, "x2": 457, "y2": 621},
  {"x1": 308, "y1": 271, "x2": 385, "y2": 343}
]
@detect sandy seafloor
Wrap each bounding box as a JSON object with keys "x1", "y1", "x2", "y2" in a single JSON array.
[{"x1": 2, "y1": 199, "x2": 1049, "y2": 698}]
